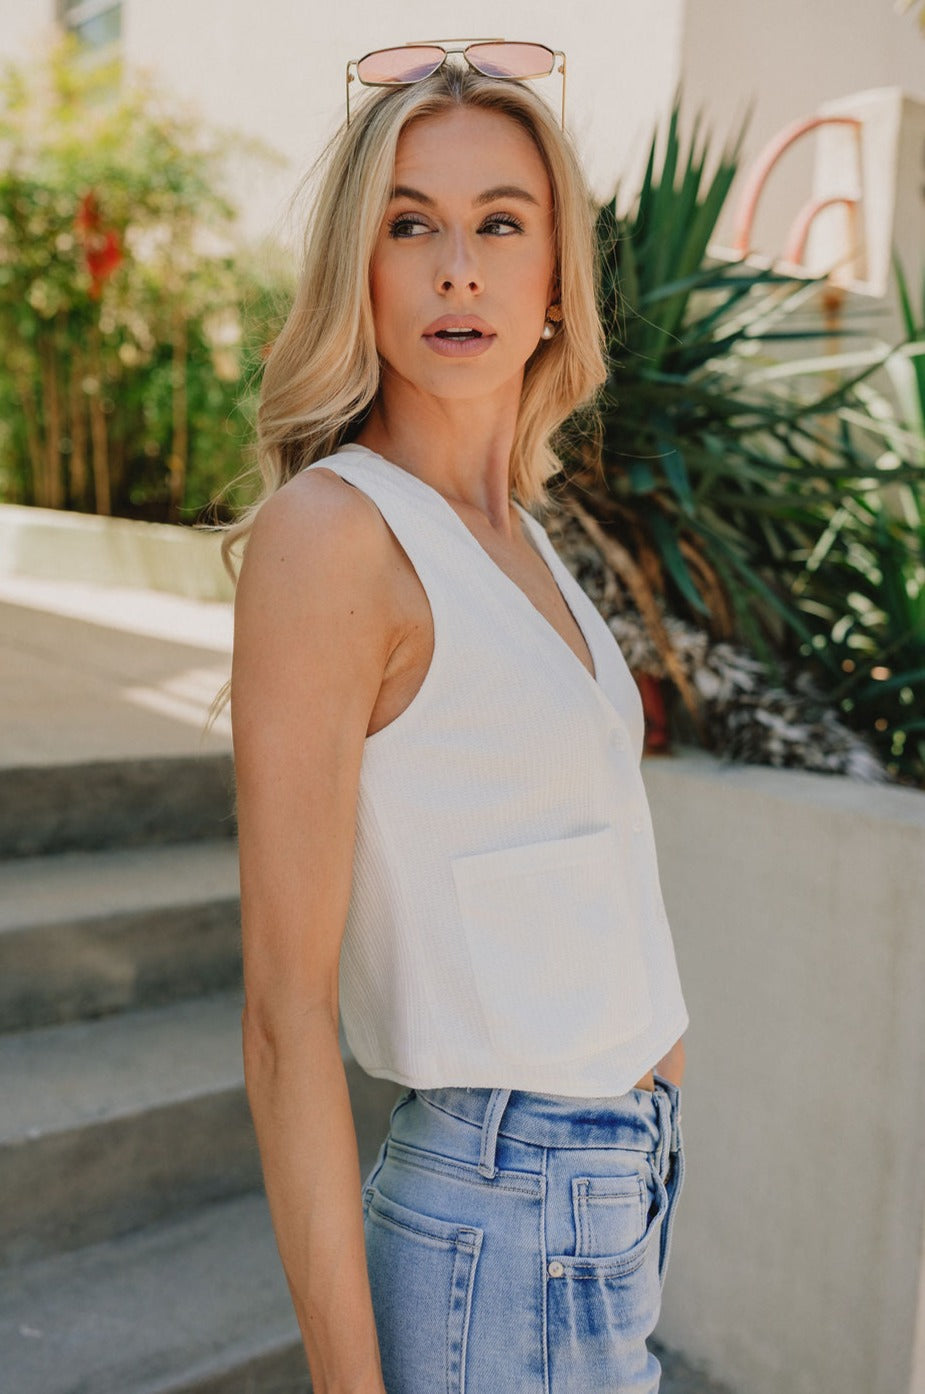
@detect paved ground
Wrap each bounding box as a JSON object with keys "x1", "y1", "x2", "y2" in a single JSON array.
[
  {"x1": 0, "y1": 575, "x2": 732, "y2": 1394},
  {"x1": 0, "y1": 575, "x2": 232, "y2": 768}
]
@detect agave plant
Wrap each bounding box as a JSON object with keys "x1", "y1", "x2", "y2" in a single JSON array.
[
  {"x1": 795, "y1": 261, "x2": 925, "y2": 781},
  {"x1": 793, "y1": 485, "x2": 925, "y2": 775},
  {"x1": 553, "y1": 97, "x2": 925, "y2": 784},
  {"x1": 892, "y1": 253, "x2": 925, "y2": 456}
]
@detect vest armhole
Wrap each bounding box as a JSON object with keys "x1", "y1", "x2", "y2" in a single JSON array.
[{"x1": 305, "y1": 461, "x2": 447, "y2": 748}]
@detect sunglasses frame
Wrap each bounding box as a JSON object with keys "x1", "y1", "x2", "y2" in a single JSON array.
[{"x1": 346, "y1": 37, "x2": 567, "y2": 130}]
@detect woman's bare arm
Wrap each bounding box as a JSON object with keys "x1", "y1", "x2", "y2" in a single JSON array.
[{"x1": 232, "y1": 470, "x2": 399, "y2": 1394}]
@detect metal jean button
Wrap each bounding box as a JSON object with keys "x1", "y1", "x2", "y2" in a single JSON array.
[{"x1": 547, "y1": 1260, "x2": 565, "y2": 1278}]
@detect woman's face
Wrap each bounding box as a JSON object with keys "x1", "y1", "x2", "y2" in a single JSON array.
[{"x1": 368, "y1": 105, "x2": 557, "y2": 403}]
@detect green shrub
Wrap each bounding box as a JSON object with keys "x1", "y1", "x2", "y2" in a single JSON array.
[{"x1": 0, "y1": 37, "x2": 292, "y2": 521}]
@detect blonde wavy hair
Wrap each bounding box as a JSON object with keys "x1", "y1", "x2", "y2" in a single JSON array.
[{"x1": 220, "y1": 62, "x2": 607, "y2": 577}]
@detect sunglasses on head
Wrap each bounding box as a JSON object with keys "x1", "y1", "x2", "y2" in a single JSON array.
[{"x1": 346, "y1": 38, "x2": 567, "y2": 130}]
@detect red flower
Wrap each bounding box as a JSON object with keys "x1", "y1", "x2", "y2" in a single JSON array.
[{"x1": 75, "y1": 190, "x2": 123, "y2": 298}]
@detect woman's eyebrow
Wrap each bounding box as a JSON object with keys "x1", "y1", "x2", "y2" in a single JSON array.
[
  {"x1": 390, "y1": 185, "x2": 436, "y2": 206},
  {"x1": 475, "y1": 184, "x2": 541, "y2": 207},
  {"x1": 390, "y1": 183, "x2": 541, "y2": 208}
]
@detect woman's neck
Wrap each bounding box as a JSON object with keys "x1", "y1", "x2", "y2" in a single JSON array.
[{"x1": 355, "y1": 388, "x2": 522, "y2": 533}]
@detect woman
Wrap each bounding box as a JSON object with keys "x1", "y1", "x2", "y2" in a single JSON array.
[{"x1": 229, "y1": 41, "x2": 689, "y2": 1394}]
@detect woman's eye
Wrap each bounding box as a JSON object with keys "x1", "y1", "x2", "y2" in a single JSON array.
[
  {"x1": 387, "y1": 215, "x2": 431, "y2": 239},
  {"x1": 480, "y1": 214, "x2": 524, "y2": 235},
  {"x1": 387, "y1": 212, "x2": 525, "y2": 239}
]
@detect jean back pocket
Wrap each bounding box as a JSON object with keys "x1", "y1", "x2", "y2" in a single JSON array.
[{"x1": 364, "y1": 1186, "x2": 483, "y2": 1394}]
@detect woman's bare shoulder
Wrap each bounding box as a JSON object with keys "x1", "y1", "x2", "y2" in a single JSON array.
[
  {"x1": 237, "y1": 464, "x2": 394, "y2": 614},
  {"x1": 231, "y1": 465, "x2": 401, "y2": 746},
  {"x1": 249, "y1": 463, "x2": 382, "y2": 549}
]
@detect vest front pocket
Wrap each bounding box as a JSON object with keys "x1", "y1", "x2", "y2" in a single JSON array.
[
  {"x1": 450, "y1": 825, "x2": 653, "y2": 1067},
  {"x1": 364, "y1": 1186, "x2": 483, "y2": 1394}
]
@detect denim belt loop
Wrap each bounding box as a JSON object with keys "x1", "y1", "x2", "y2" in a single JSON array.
[
  {"x1": 670, "y1": 1092, "x2": 682, "y2": 1156},
  {"x1": 652, "y1": 1086, "x2": 673, "y2": 1181},
  {"x1": 477, "y1": 1088, "x2": 512, "y2": 1178}
]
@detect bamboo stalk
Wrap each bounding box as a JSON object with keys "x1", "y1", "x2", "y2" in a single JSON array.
[
  {"x1": 110, "y1": 425, "x2": 125, "y2": 500},
  {"x1": 40, "y1": 329, "x2": 63, "y2": 509},
  {"x1": 168, "y1": 307, "x2": 188, "y2": 522},
  {"x1": 88, "y1": 324, "x2": 111, "y2": 516},
  {"x1": 68, "y1": 346, "x2": 88, "y2": 508},
  {"x1": 37, "y1": 336, "x2": 53, "y2": 506},
  {"x1": 13, "y1": 368, "x2": 45, "y2": 505}
]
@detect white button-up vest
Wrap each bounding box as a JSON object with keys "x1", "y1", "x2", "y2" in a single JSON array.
[{"x1": 304, "y1": 445, "x2": 689, "y2": 1095}]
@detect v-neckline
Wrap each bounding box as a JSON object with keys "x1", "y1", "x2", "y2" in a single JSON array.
[{"x1": 337, "y1": 444, "x2": 606, "y2": 699}]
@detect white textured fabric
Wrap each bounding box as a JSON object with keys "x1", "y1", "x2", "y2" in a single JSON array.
[{"x1": 305, "y1": 445, "x2": 689, "y2": 1096}]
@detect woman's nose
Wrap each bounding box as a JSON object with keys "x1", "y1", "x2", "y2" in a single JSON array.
[{"x1": 434, "y1": 232, "x2": 483, "y2": 295}]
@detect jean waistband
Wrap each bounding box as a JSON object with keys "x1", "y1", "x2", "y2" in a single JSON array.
[{"x1": 414, "y1": 1075, "x2": 681, "y2": 1180}]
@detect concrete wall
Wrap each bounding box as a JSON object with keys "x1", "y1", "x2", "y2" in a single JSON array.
[
  {"x1": 0, "y1": 504, "x2": 234, "y2": 602},
  {"x1": 643, "y1": 750, "x2": 925, "y2": 1394}
]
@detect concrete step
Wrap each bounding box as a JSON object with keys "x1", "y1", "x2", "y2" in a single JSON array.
[
  {"x1": 0, "y1": 1189, "x2": 309, "y2": 1394},
  {"x1": 0, "y1": 754, "x2": 236, "y2": 859},
  {"x1": 0, "y1": 992, "x2": 254, "y2": 1267},
  {"x1": 0, "y1": 841, "x2": 241, "y2": 1031},
  {"x1": 0, "y1": 990, "x2": 402, "y2": 1269}
]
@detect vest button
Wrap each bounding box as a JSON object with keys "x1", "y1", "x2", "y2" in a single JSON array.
[{"x1": 547, "y1": 1260, "x2": 565, "y2": 1278}]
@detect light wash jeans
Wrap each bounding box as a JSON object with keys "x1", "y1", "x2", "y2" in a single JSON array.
[{"x1": 362, "y1": 1075, "x2": 685, "y2": 1393}]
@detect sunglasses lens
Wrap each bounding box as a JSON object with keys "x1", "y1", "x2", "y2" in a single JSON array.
[
  {"x1": 465, "y1": 42, "x2": 555, "y2": 79},
  {"x1": 356, "y1": 46, "x2": 445, "y2": 84}
]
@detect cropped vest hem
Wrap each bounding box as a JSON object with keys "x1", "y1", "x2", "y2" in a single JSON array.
[{"x1": 349, "y1": 1005, "x2": 690, "y2": 1099}]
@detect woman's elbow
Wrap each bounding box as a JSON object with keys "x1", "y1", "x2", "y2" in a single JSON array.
[{"x1": 241, "y1": 993, "x2": 338, "y2": 1069}]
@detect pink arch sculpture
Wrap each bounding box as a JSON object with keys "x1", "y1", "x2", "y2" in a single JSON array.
[{"x1": 730, "y1": 114, "x2": 864, "y2": 273}]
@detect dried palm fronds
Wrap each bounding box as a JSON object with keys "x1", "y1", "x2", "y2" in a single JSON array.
[{"x1": 543, "y1": 506, "x2": 886, "y2": 781}]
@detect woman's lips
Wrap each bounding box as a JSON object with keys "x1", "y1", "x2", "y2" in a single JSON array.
[
  {"x1": 422, "y1": 331, "x2": 497, "y2": 358},
  {"x1": 421, "y1": 314, "x2": 496, "y2": 356}
]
